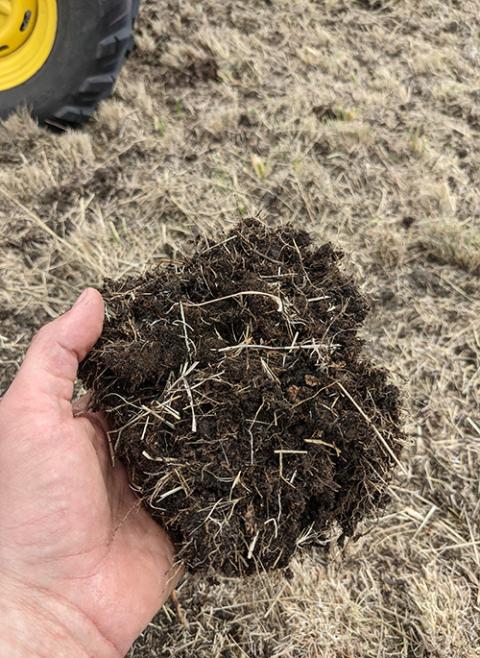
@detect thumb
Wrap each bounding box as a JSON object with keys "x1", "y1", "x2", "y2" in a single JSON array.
[{"x1": 4, "y1": 289, "x2": 104, "y2": 415}]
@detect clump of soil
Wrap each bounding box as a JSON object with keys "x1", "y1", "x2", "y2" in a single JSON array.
[{"x1": 79, "y1": 218, "x2": 403, "y2": 576}]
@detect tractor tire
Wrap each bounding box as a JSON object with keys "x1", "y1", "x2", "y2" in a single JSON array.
[{"x1": 0, "y1": 0, "x2": 140, "y2": 128}]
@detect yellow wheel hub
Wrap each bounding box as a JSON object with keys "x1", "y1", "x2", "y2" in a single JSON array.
[{"x1": 0, "y1": 0, "x2": 57, "y2": 91}]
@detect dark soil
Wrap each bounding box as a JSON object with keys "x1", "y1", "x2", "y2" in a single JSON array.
[
  {"x1": 162, "y1": 56, "x2": 219, "y2": 87},
  {"x1": 79, "y1": 218, "x2": 403, "y2": 576}
]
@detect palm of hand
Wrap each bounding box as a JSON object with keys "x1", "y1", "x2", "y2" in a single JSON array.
[{"x1": 0, "y1": 290, "x2": 177, "y2": 656}]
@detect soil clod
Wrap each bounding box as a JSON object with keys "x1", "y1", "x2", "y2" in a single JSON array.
[{"x1": 79, "y1": 218, "x2": 403, "y2": 576}]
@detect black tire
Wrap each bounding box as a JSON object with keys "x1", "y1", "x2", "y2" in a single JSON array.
[{"x1": 0, "y1": 0, "x2": 140, "y2": 128}]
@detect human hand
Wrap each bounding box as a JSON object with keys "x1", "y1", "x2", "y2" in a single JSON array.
[{"x1": 0, "y1": 289, "x2": 179, "y2": 658}]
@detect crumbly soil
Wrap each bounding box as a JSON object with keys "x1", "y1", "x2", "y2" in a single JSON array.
[{"x1": 80, "y1": 218, "x2": 403, "y2": 575}]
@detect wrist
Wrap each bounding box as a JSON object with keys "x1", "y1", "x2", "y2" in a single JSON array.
[{"x1": 0, "y1": 574, "x2": 121, "y2": 658}]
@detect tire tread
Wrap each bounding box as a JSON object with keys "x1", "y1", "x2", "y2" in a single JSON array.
[{"x1": 48, "y1": 0, "x2": 140, "y2": 127}]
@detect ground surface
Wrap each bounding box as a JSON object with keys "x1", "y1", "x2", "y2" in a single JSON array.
[{"x1": 0, "y1": 0, "x2": 479, "y2": 656}]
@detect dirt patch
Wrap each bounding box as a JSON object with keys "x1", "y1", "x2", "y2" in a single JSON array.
[
  {"x1": 80, "y1": 219, "x2": 403, "y2": 576},
  {"x1": 160, "y1": 56, "x2": 219, "y2": 88},
  {"x1": 173, "y1": 57, "x2": 219, "y2": 86}
]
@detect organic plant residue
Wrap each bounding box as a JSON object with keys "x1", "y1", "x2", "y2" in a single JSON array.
[{"x1": 79, "y1": 218, "x2": 404, "y2": 576}]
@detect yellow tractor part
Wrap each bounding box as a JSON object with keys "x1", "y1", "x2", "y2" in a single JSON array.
[{"x1": 0, "y1": 0, "x2": 57, "y2": 91}]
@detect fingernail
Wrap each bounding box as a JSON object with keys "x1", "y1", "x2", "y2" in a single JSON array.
[{"x1": 73, "y1": 289, "x2": 90, "y2": 308}]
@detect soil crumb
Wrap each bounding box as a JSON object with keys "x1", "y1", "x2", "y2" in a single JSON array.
[{"x1": 80, "y1": 218, "x2": 403, "y2": 576}]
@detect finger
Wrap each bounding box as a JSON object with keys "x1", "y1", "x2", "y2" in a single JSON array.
[
  {"x1": 4, "y1": 289, "x2": 104, "y2": 415},
  {"x1": 72, "y1": 392, "x2": 92, "y2": 416},
  {"x1": 89, "y1": 409, "x2": 111, "y2": 438},
  {"x1": 73, "y1": 396, "x2": 111, "y2": 439},
  {"x1": 76, "y1": 411, "x2": 114, "y2": 480}
]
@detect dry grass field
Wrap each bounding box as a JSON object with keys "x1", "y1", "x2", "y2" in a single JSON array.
[{"x1": 1, "y1": 0, "x2": 480, "y2": 656}]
